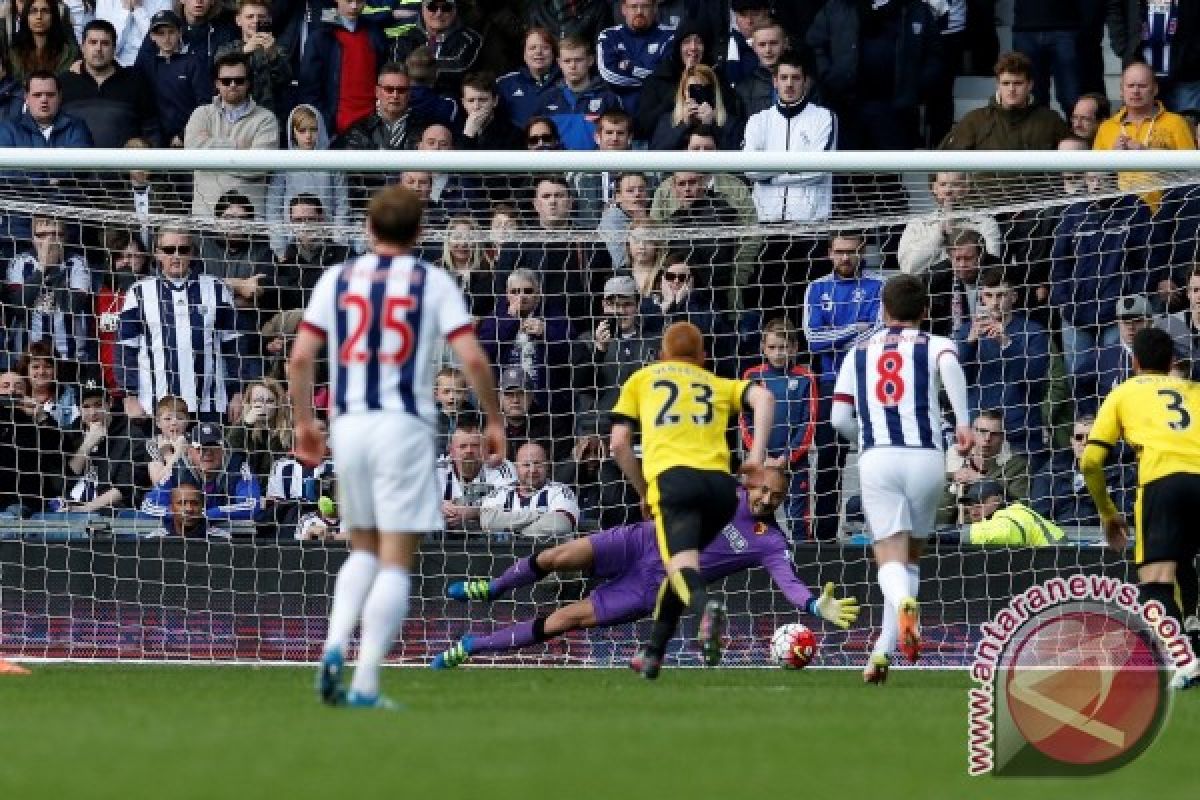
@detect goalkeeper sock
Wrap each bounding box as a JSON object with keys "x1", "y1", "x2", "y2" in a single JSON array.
[
  {"x1": 906, "y1": 563, "x2": 920, "y2": 601},
  {"x1": 877, "y1": 561, "x2": 911, "y2": 614},
  {"x1": 490, "y1": 552, "x2": 549, "y2": 597},
  {"x1": 647, "y1": 577, "x2": 685, "y2": 658},
  {"x1": 323, "y1": 550, "x2": 379, "y2": 655},
  {"x1": 1139, "y1": 581, "x2": 1184, "y2": 629},
  {"x1": 350, "y1": 566, "x2": 411, "y2": 698},
  {"x1": 466, "y1": 616, "x2": 552, "y2": 655}
]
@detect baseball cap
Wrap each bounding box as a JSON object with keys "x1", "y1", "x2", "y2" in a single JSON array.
[
  {"x1": 190, "y1": 421, "x2": 223, "y2": 447},
  {"x1": 962, "y1": 479, "x2": 1005, "y2": 505},
  {"x1": 1115, "y1": 294, "x2": 1153, "y2": 320},
  {"x1": 150, "y1": 10, "x2": 182, "y2": 31},
  {"x1": 603, "y1": 274, "x2": 638, "y2": 298},
  {"x1": 499, "y1": 365, "x2": 532, "y2": 391},
  {"x1": 80, "y1": 379, "x2": 107, "y2": 402}
]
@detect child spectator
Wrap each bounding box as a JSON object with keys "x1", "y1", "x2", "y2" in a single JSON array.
[
  {"x1": 434, "y1": 365, "x2": 469, "y2": 456},
  {"x1": 55, "y1": 381, "x2": 135, "y2": 514},
  {"x1": 138, "y1": 394, "x2": 192, "y2": 490},
  {"x1": 137, "y1": 9, "x2": 212, "y2": 148},
  {"x1": 140, "y1": 420, "x2": 262, "y2": 524},
  {"x1": 740, "y1": 317, "x2": 817, "y2": 536},
  {"x1": 224, "y1": 378, "x2": 291, "y2": 492},
  {"x1": 296, "y1": 0, "x2": 389, "y2": 136},
  {"x1": 265, "y1": 104, "x2": 349, "y2": 258}
]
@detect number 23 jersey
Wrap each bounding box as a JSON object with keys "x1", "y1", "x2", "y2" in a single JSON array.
[
  {"x1": 610, "y1": 361, "x2": 750, "y2": 483},
  {"x1": 1089, "y1": 374, "x2": 1200, "y2": 486},
  {"x1": 832, "y1": 326, "x2": 959, "y2": 452}
]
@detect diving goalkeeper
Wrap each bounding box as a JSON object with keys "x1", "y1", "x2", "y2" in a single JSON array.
[{"x1": 431, "y1": 466, "x2": 859, "y2": 667}]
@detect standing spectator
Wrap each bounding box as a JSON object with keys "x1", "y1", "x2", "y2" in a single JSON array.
[
  {"x1": 569, "y1": 108, "x2": 633, "y2": 227},
  {"x1": 496, "y1": 26, "x2": 559, "y2": 129},
  {"x1": 56, "y1": 380, "x2": 135, "y2": 513},
  {"x1": 224, "y1": 377, "x2": 290, "y2": 492},
  {"x1": 735, "y1": 18, "x2": 786, "y2": 118},
  {"x1": 460, "y1": 70, "x2": 520, "y2": 151},
  {"x1": 0, "y1": 70, "x2": 92, "y2": 147},
  {"x1": 926, "y1": 228, "x2": 1002, "y2": 338},
  {"x1": 1108, "y1": 0, "x2": 1200, "y2": 112},
  {"x1": 956, "y1": 266, "x2": 1051, "y2": 456},
  {"x1": 137, "y1": 9, "x2": 208, "y2": 148},
  {"x1": 595, "y1": 0, "x2": 674, "y2": 118},
  {"x1": 936, "y1": 409, "x2": 1031, "y2": 524},
  {"x1": 402, "y1": 44, "x2": 460, "y2": 129},
  {"x1": 212, "y1": 0, "x2": 290, "y2": 117},
  {"x1": 634, "y1": 17, "x2": 711, "y2": 142},
  {"x1": 140, "y1": 420, "x2": 262, "y2": 523},
  {"x1": 802, "y1": 232, "x2": 882, "y2": 540},
  {"x1": 897, "y1": 172, "x2": 1002, "y2": 276},
  {"x1": 94, "y1": 227, "x2": 147, "y2": 395},
  {"x1": 95, "y1": 0, "x2": 173, "y2": 67},
  {"x1": 416, "y1": 120, "x2": 484, "y2": 220},
  {"x1": 1069, "y1": 92, "x2": 1109, "y2": 146},
  {"x1": 535, "y1": 33, "x2": 622, "y2": 151},
  {"x1": 940, "y1": 52, "x2": 1070, "y2": 150},
  {"x1": 663, "y1": 170, "x2": 738, "y2": 313},
  {"x1": 576, "y1": 273, "x2": 659, "y2": 412},
  {"x1": 199, "y1": 190, "x2": 275, "y2": 316},
  {"x1": 9, "y1": 0, "x2": 78, "y2": 83},
  {"x1": 183, "y1": 52, "x2": 279, "y2": 217},
  {"x1": 296, "y1": 0, "x2": 389, "y2": 137},
  {"x1": 271, "y1": 194, "x2": 349, "y2": 314},
  {"x1": 59, "y1": 18, "x2": 160, "y2": 147},
  {"x1": 146, "y1": 0, "x2": 237, "y2": 68},
  {"x1": 389, "y1": 0, "x2": 481, "y2": 98},
  {"x1": 1159, "y1": 265, "x2": 1200, "y2": 379},
  {"x1": 1031, "y1": 412, "x2": 1135, "y2": 526},
  {"x1": 436, "y1": 415, "x2": 517, "y2": 530},
  {"x1": 598, "y1": 171, "x2": 649, "y2": 270},
  {"x1": 739, "y1": 317, "x2": 817, "y2": 536},
  {"x1": 525, "y1": 0, "x2": 611, "y2": 43},
  {"x1": 118, "y1": 225, "x2": 244, "y2": 422},
  {"x1": 480, "y1": 440, "x2": 579, "y2": 537},
  {"x1": 265, "y1": 104, "x2": 348, "y2": 257},
  {"x1": 721, "y1": 0, "x2": 772, "y2": 86},
  {"x1": 650, "y1": 63, "x2": 744, "y2": 151},
  {"x1": 1010, "y1": 0, "x2": 1082, "y2": 114}
]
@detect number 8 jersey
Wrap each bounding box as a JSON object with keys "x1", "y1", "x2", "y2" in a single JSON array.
[
  {"x1": 300, "y1": 254, "x2": 473, "y2": 421},
  {"x1": 832, "y1": 326, "x2": 962, "y2": 452}
]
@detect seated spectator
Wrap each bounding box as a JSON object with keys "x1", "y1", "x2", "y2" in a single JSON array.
[
  {"x1": 165, "y1": 0, "x2": 237, "y2": 67},
  {"x1": 568, "y1": 108, "x2": 633, "y2": 227},
  {"x1": 199, "y1": 190, "x2": 275, "y2": 312},
  {"x1": 652, "y1": 251, "x2": 733, "y2": 374},
  {"x1": 149, "y1": 483, "x2": 211, "y2": 538},
  {"x1": 551, "y1": 410, "x2": 634, "y2": 528},
  {"x1": 960, "y1": 479, "x2": 1066, "y2": 546},
  {"x1": 336, "y1": 63, "x2": 423, "y2": 206},
  {"x1": 438, "y1": 216, "x2": 505, "y2": 319},
  {"x1": 140, "y1": 420, "x2": 262, "y2": 523},
  {"x1": 3, "y1": 213, "x2": 92, "y2": 369},
  {"x1": 956, "y1": 267, "x2": 1051, "y2": 456},
  {"x1": 60, "y1": 18, "x2": 160, "y2": 148},
  {"x1": 138, "y1": 393, "x2": 192, "y2": 490},
  {"x1": 616, "y1": 218, "x2": 664, "y2": 306},
  {"x1": 926, "y1": 229, "x2": 1003, "y2": 338},
  {"x1": 55, "y1": 380, "x2": 134, "y2": 513},
  {"x1": 265, "y1": 104, "x2": 349, "y2": 258},
  {"x1": 416, "y1": 120, "x2": 485, "y2": 220},
  {"x1": 496, "y1": 26, "x2": 559, "y2": 130},
  {"x1": 739, "y1": 317, "x2": 816, "y2": 535},
  {"x1": 0, "y1": 44, "x2": 25, "y2": 124},
  {"x1": 0, "y1": 70, "x2": 92, "y2": 148},
  {"x1": 399, "y1": 170, "x2": 444, "y2": 240},
  {"x1": 598, "y1": 171, "x2": 650, "y2": 270},
  {"x1": 480, "y1": 440, "x2": 579, "y2": 537},
  {"x1": 258, "y1": 308, "x2": 302, "y2": 385},
  {"x1": 525, "y1": 0, "x2": 612, "y2": 46},
  {"x1": 434, "y1": 365, "x2": 468, "y2": 456},
  {"x1": 295, "y1": 0, "x2": 389, "y2": 137},
  {"x1": 664, "y1": 170, "x2": 738, "y2": 313},
  {"x1": 136, "y1": 10, "x2": 208, "y2": 148},
  {"x1": 497, "y1": 365, "x2": 570, "y2": 463},
  {"x1": 437, "y1": 414, "x2": 517, "y2": 530},
  {"x1": 595, "y1": 0, "x2": 675, "y2": 119},
  {"x1": 96, "y1": 0, "x2": 173, "y2": 68},
  {"x1": 483, "y1": 201, "x2": 521, "y2": 273},
  {"x1": 460, "y1": 70, "x2": 520, "y2": 151},
  {"x1": 265, "y1": 421, "x2": 336, "y2": 538},
  {"x1": 650, "y1": 63, "x2": 744, "y2": 151},
  {"x1": 184, "y1": 52, "x2": 279, "y2": 218},
  {"x1": 534, "y1": 34, "x2": 622, "y2": 152},
  {"x1": 15, "y1": 340, "x2": 79, "y2": 428},
  {"x1": 224, "y1": 377, "x2": 290, "y2": 493},
  {"x1": 212, "y1": 0, "x2": 290, "y2": 117},
  {"x1": 0, "y1": 367, "x2": 63, "y2": 516},
  {"x1": 1160, "y1": 265, "x2": 1200, "y2": 379},
  {"x1": 721, "y1": 0, "x2": 772, "y2": 86},
  {"x1": 576, "y1": 274, "x2": 660, "y2": 411},
  {"x1": 99, "y1": 138, "x2": 188, "y2": 249},
  {"x1": 389, "y1": 0, "x2": 481, "y2": 97},
  {"x1": 272, "y1": 195, "x2": 350, "y2": 314},
  {"x1": 635, "y1": 16, "x2": 711, "y2": 141},
  {"x1": 897, "y1": 172, "x2": 1002, "y2": 275},
  {"x1": 937, "y1": 409, "x2": 1031, "y2": 525},
  {"x1": 477, "y1": 268, "x2": 574, "y2": 413},
  {"x1": 9, "y1": 0, "x2": 78, "y2": 83},
  {"x1": 1069, "y1": 92, "x2": 1108, "y2": 146},
  {"x1": 1079, "y1": 294, "x2": 1155, "y2": 414},
  {"x1": 735, "y1": 19, "x2": 786, "y2": 118},
  {"x1": 1031, "y1": 413, "x2": 1136, "y2": 527},
  {"x1": 403, "y1": 45, "x2": 461, "y2": 128}
]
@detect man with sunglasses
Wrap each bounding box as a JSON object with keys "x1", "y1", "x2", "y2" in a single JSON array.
[
  {"x1": 184, "y1": 52, "x2": 279, "y2": 218},
  {"x1": 1030, "y1": 413, "x2": 1135, "y2": 528},
  {"x1": 389, "y1": 0, "x2": 482, "y2": 97}
]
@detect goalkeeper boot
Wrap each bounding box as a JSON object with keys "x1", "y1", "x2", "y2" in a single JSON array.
[
  {"x1": 447, "y1": 579, "x2": 494, "y2": 603},
  {"x1": 344, "y1": 690, "x2": 402, "y2": 711},
  {"x1": 430, "y1": 636, "x2": 475, "y2": 669},
  {"x1": 629, "y1": 647, "x2": 663, "y2": 680},
  {"x1": 1170, "y1": 658, "x2": 1200, "y2": 691},
  {"x1": 897, "y1": 597, "x2": 922, "y2": 664},
  {"x1": 698, "y1": 599, "x2": 727, "y2": 667},
  {"x1": 1185, "y1": 616, "x2": 1200, "y2": 660},
  {"x1": 863, "y1": 653, "x2": 890, "y2": 685},
  {"x1": 315, "y1": 646, "x2": 345, "y2": 706}
]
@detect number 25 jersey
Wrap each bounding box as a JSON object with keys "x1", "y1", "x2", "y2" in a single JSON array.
[
  {"x1": 610, "y1": 360, "x2": 750, "y2": 483},
  {"x1": 832, "y1": 326, "x2": 960, "y2": 452},
  {"x1": 300, "y1": 254, "x2": 473, "y2": 422},
  {"x1": 1089, "y1": 374, "x2": 1200, "y2": 486}
]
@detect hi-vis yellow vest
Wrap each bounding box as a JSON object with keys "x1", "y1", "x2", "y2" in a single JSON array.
[{"x1": 967, "y1": 503, "x2": 1066, "y2": 547}]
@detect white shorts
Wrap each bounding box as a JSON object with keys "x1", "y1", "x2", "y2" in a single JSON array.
[
  {"x1": 330, "y1": 412, "x2": 441, "y2": 533},
  {"x1": 857, "y1": 447, "x2": 945, "y2": 541}
]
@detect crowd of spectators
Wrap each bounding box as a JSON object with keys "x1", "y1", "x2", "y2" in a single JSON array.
[{"x1": 0, "y1": 0, "x2": 1198, "y2": 542}]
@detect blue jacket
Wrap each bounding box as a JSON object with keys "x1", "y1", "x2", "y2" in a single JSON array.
[
  {"x1": 137, "y1": 48, "x2": 211, "y2": 143},
  {"x1": 595, "y1": 21, "x2": 676, "y2": 117},
  {"x1": 476, "y1": 302, "x2": 574, "y2": 410},
  {"x1": 535, "y1": 78, "x2": 624, "y2": 150},
  {"x1": 1030, "y1": 448, "x2": 1136, "y2": 526},
  {"x1": 0, "y1": 76, "x2": 24, "y2": 124},
  {"x1": 1077, "y1": 341, "x2": 1135, "y2": 415},
  {"x1": 297, "y1": 16, "x2": 390, "y2": 134},
  {"x1": 140, "y1": 462, "x2": 262, "y2": 523},
  {"x1": 0, "y1": 110, "x2": 94, "y2": 148},
  {"x1": 137, "y1": 18, "x2": 239, "y2": 69},
  {"x1": 497, "y1": 65, "x2": 562, "y2": 129},
  {"x1": 956, "y1": 312, "x2": 1051, "y2": 453},
  {"x1": 802, "y1": 271, "x2": 884, "y2": 382},
  {"x1": 1050, "y1": 194, "x2": 1163, "y2": 329},
  {"x1": 740, "y1": 363, "x2": 817, "y2": 467}
]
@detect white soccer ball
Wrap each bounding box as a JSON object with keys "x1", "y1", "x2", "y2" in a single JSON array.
[{"x1": 770, "y1": 623, "x2": 817, "y2": 670}]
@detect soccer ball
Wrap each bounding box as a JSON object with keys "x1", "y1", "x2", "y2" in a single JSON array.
[{"x1": 770, "y1": 623, "x2": 817, "y2": 669}]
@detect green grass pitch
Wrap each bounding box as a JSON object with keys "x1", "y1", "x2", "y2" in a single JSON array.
[{"x1": 0, "y1": 666, "x2": 1195, "y2": 799}]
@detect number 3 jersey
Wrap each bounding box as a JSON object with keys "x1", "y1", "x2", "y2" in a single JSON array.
[
  {"x1": 832, "y1": 326, "x2": 961, "y2": 452},
  {"x1": 1089, "y1": 374, "x2": 1200, "y2": 487},
  {"x1": 300, "y1": 254, "x2": 473, "y2": 422}
]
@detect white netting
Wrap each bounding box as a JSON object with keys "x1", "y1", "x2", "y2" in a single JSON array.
[{"x1": 0, "y1": 152, "x2": 1194, "y2": 666}]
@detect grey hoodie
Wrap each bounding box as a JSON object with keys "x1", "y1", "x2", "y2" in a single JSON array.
[{"x1": 265, "y1": 103, "x2": 350, "y2": 254}]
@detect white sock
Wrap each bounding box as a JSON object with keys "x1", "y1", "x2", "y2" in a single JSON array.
[
  {"x1": 350, "y1": 566, "x2": 411, "y2": 698},
  {"x1": 873, "y1": 600, "x2": 898, "y2": 656},
  {"x1": 877, "y1": 561, "x2": 911, "y2": 614},
  {"x1": 906, "y1": 564, "x2": 920, "y2": 600},
  {"x1": 323, "y1": 550, "x2": 379, "y2": 655}
]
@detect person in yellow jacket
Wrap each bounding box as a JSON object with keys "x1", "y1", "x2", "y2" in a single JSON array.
[{"x1": 961, "y1": 480, "x2": 1066, "y2": 547}]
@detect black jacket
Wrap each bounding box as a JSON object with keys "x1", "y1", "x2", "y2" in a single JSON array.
[
  {"x1": 60, "y1": 65, "x2": 162, "y2": 148},
  {"x1": 634, "y1": 18, "x2": 716, "y2": 141},
  {"x1": 1108, "y1": 0, "x2": 1200, "y2": 81},
  {"x1": 390, "y1": 19, "x2": 482, "y2": 97}
]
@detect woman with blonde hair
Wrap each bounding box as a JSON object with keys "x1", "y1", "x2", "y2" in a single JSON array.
[
  {"x1": 225, "y1": 377, "x2": 292, "y2": 491},
  {"x1": 650, "y1": 63, "x2": 744, "y2": 151},
  {"x1": 622, "y1": 219, "x2": 665, "y2": 301},
  {"x1": 438, "y1": 215, "x2": 506, "y2": 318}
]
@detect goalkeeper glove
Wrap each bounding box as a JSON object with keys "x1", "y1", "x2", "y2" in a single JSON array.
[{"x1": 806, "y1": 582, "x2": 860, "y2": 629}]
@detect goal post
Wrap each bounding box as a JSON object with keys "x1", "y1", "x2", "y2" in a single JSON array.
[{"x1": 0, "y1": 148, "x2": 1195, "y2": 667}]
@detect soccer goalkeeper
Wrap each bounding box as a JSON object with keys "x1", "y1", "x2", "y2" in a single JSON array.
[{"x1": 431, "y1": 467, "x2": 859, "y2": 668}]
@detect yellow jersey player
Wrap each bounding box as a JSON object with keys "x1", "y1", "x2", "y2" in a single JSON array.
[
  {"x1": 1081, "y1": 327, "x2": 1200, "y2": 690},
  {"x1": 609, "y1": 321, "x2": 775, "y2": 679}
]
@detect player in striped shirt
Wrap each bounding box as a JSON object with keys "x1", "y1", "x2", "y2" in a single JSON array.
[
  {"x1": 289, "y1": 185, "x2": 504, "y2": 710},
  {"x1": 831, "y1": 274, "x2": 971, "y2": 683}
]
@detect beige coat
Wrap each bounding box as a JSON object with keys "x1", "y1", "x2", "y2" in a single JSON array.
[{"x1": 184, "y1": 99, "x2": 280, "y2": 218}]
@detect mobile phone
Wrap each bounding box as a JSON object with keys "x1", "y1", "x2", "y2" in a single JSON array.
[
  {"x1": 687, "y1": 84, "x2": 715, "y2": 105},
  {"x1": 257, "y1": 18, "x2": 272, "y2": 33}
]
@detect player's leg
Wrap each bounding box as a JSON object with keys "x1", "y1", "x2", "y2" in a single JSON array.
[
  {"x1": 1175, "y1": 554, "x2": 1200, "y2": 656},
  {"x1": 448, "y1": 537, "x2": 596, "y2": 602},
  {"x1": 438, "y1": 599, "x2": 603, "y2": 667},
  {"x1": 346, "y1": 531, "x2": 418, "y2": 707}
]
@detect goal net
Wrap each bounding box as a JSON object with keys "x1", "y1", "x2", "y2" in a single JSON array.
[{"x1": 0, "y1": 150, "x2": 1194, "y2": 667}]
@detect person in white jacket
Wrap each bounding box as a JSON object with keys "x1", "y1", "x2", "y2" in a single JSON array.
[
  {"x1": 741, "y1": 48, "x2": 835, "y2": 224},
  {"x1": 95, "y1": 0, "x2": 173, "y2": 67},
  {"x1": 897, "y1": 171, "x2": 1002, "y2": 275}
]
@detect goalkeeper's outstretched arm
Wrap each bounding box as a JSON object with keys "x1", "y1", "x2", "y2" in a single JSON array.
[{"x1": 760, "y1": 549, "x2": 860, "y2": 629}]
